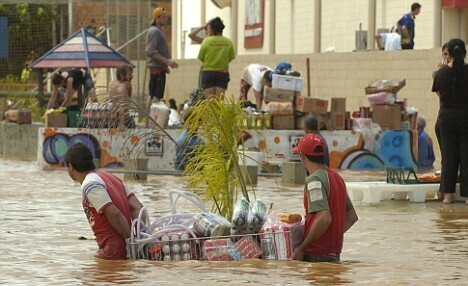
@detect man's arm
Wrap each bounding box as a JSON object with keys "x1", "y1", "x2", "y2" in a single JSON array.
[
  {"x1": 293, "y1": 210, "x2": 332, "y2": 261},
  {"x1": 152, "y1": 52, "x2": 178, "y2": 69},
  {"x1": 47, "y1": 84, "x2": 59, "y2": 109},
  {"x1": 344, "y1": 208, "x2": 358, "y2": 233},
  {"x1": 128, "y1": 195, "x2": 144, "y2": 221},
  {"x1": 103, "y1": 204, "x2": 131, "y2": 239},
  {"x1": 60, "y1": 78, "x2": 75, "y2": 107}
]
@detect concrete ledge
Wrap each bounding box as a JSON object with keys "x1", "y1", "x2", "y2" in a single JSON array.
[{"x1": 0, "y1": 122, "x2": 44, "y2": 160}]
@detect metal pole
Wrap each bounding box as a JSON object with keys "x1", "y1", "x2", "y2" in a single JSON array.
[
  {"x1": 137, "y1": 0, "x2": 141, "y2": 107},
  {"x1": 230, "y1": 0, "x2": 238, "y2": 53},
  {"x1": 68, "y1": 0, "x2": 73, "y2": 36}
]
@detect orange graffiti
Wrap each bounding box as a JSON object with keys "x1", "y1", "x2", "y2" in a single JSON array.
[
  {"x1": 258, "y1": 140, "x2": 266, "y2": 150},
  {"x1": 44, "y1": 128, "x2": 57, "y2": 138},
  {"x1": 130, "y1": 135, "x2": 140, "y2": 145},
  {"x1": 333, "y1": 140, "x2": 338, "y2": 147},
  {"x1": 351, "y1": 130, "x2": 356, "y2": 135},
  {"x1": 274, "y1": 136, "x2": 280, "y2": 144},
  {"x1": 109, "y1": 129, "x2": 118, "y2": 136},
  {"x1": 329, "y1": 134, "x2": 364, "y2": 169},
  {"x1": 102, "y1": 141, "x2": 110, "y2": 148},
  {"x1": 99, "y1": 149, "x2": 118, "y2": 167}
]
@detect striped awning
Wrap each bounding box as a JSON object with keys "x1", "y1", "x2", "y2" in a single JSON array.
[{"x1": 30, "y1": 28, "x2": 134, "y2": 69}]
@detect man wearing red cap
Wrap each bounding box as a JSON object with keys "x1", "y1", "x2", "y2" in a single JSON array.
[
  {"x1": 292, "y1": 134, "x2": 358, "y2": 262},
  {"x1": 145, "y1": 7, "x2": 179, "y2": 121}
]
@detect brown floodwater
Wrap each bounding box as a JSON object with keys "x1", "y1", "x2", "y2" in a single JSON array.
[{"x1": 1, "y1": 158, "x2": 467, "y2": 285}]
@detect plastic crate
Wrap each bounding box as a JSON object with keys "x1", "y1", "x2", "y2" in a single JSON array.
[{"x1": 272, "y1": 74, "x2": 303, "y2": 92}]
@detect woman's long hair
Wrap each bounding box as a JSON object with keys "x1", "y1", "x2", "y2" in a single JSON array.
[{"x1": 447, "y1": 38, "x2": 467, "y2": 90}]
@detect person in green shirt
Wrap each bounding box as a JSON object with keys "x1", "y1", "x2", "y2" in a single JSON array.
[{"x1": 197, "y1": 17, "x2": 235, "y2": 99}]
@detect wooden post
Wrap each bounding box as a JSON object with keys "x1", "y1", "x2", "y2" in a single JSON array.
[{"x1": 306, "y1": 58, "x2": 311, "y2": 97}]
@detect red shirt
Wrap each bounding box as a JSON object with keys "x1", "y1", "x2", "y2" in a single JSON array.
[
  {"x1": 82, "y1": 171, "x2": 134, "y2": 259},
  {"x1": 303, "y1": 168, "x2": 349, "y2": 258}
]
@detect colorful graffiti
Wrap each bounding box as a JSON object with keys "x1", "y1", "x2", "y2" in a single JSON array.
[
  {"x1": 41, "y1": 129, "x2": 124, "y2": 168},
  {"x1": 325, "y1": 130, "x2": 417, "y2": 170},
  {"x1": 242, "y1": 129, "x2": 418, "y2": 170}
]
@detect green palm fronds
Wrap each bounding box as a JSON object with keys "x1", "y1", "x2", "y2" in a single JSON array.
[{"x1": 183, "y1": 95, "x2": 254, "y2": 220}]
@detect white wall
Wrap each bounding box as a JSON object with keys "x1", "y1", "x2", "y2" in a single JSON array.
[{"x1": 179, "y1": 0, "x2": 442, "y2": 58}]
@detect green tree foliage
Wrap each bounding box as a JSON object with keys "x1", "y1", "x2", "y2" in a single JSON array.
[
  {"x1": 0, "y1": 3, "x2": 61, "y2": 78},
  {"x1": 183, "y1": 97, "x2": 255, "y2": 220}
]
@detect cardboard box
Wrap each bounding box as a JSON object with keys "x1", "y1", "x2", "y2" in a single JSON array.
[
  {"x1": 267, "y1": 101, "x2": 294, "y2": 115},
  {"x1": 45, "y1": 113, "x2": 67, "y2": 127},
  {"x1": 295, "y1": 96, "x2": 328, "y2": 114},
  {"x1": 316, "y1": 113, "x2": 332, "y2": 130},
  {"x1": 264, "y1": 86, "x2": 296, "y2": 103},
  {"x1": 372, "y1": 105, "x2": 401, "y2": 130},
  {"x1": 272, "y1": 115, "x2": 295, "y2": 130},
  {"x1": 331, "y1": 98, "x2": 346, "y2": 113},
  {"x1": 330, "y1": 112, "x2": 346, "y2": 130},
  {"x1": 365, "y1": 79, "x2": 406, "y2": 94}
]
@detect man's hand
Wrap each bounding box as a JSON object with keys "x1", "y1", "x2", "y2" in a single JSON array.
[
  {"x1": 167, "y1": 59, "x2": 179, "y2": 69},
  {"x1": 292, "y1": 245, "x2": 305, "y2": 261}
]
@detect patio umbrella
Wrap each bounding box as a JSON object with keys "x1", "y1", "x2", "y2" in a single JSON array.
[{"x1": 30, "y1": 28, "x2": 134, "y2": 69}]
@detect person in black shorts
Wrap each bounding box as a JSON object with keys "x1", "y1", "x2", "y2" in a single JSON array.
[{"x1": 49, "y1": 68, "x2": 97, "y2": 109}]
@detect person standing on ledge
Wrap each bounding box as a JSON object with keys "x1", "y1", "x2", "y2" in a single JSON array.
[
  {"x1": 396, "y1": 2, "x2": 421, "y2": 50},
  {"x1": 65, "y1": 143, "x2": 144, "y2": 260},
  {"x1": 146, "y1": 7, "x2": 179, "y2": 121},
  {"x1": 197, "y1": 17, "x2": 235, "y2": 98},
  {"x1": 292, "y1": 134, "x2": 358, "y2": 262}
]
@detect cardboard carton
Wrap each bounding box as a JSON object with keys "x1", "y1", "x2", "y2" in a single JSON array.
[
  {"x1": 330, "y1": 112, "x2": 346, "y2": 130},
  {"x1": 264, "y1": 86, "x2": 296, "y2": 103},
  {"x1": 372, "y1": 105, "x2": 401, "y2": 130},
  {"x1": 365, "y1": 79, "x2": 406, "y2": 94},
  {"x1": 45, "y1": 113, "x2": 68, "y2": 127},
  {"x1": 295, "y1": 96, "x2": 328, "y2": 114},
  {"x1": 271, "y1": 115, "x2": 295, "y2": 130},
  {"x1": 331, "y1": 98, "x2": 346, "y2": 113}
]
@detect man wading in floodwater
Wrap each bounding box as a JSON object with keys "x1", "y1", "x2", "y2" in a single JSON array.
[
  {"x1": 292, "y1": 134, "x2": 358, "y2": 262},
  {"x1": 65, "y1": 143, "x2": 145, "y2": 260}
]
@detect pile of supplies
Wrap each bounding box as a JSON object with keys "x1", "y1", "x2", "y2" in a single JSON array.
[
  {"x1": 127, "y1": 190, "x2": 304, "y2": 261},
  {"x1": 361, "y1": 79, "x2": 418, "y2": 130}
]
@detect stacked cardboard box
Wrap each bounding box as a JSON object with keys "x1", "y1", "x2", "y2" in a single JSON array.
[
  {"x1": 264, "y1": 86, "x2": 298, "y2": 130},
  {"x1": 365, "y1": 79, "x2": 406, "y2": 130}
]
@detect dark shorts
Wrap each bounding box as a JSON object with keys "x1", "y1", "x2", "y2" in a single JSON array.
[
  {"x1": 149, "y1": 71, "x2": 166, "y2": 99},
  {"x1": 201, "y1": 71, "x2": 230, "y2": 89}
]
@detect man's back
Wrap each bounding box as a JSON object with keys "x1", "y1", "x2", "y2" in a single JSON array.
[
  {"x1": 81, "y1": 171, "x2": 133, "y2": 259},
  {"x1": 303, "y1": 168, "x2": 350, "y2": 258}
]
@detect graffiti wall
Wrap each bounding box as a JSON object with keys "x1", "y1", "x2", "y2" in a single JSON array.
[
  {"x1": 39, "y1": 127, "x2": 181, "y2": 170},
  {"x1": 242, "y1": 129, "x2": 418, "y2": 170},
  {"x1": 38, "y1": 128, "x2": 418, "y2": 171}
]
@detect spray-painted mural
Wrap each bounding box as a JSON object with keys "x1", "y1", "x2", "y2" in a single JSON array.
[
  {"x1": 38, "y1": 128, "x2": 417, "y2": 171},
  {"x1": 242, "y1": 129, "x2": 418, "y2": 170},
  {"x1": 39, "y1": 128, "x2": 180, "y2": 170}
]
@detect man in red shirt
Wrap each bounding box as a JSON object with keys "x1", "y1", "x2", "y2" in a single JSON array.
[
  {"x1": 65, "y1": 143, "x2": 144, "y2": 260},
  {"x1": 292, "y1": 134, "x2": 358, "y2": 262}
]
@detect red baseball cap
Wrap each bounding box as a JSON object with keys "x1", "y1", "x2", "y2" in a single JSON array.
[{"x1": 292, "y1": 134, "x2": 326, "y2": 156}]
